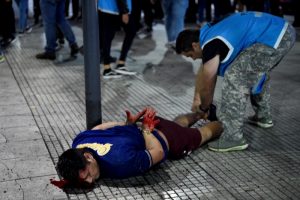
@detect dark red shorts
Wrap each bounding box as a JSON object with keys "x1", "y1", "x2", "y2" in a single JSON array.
[{"x1": 155, "y1": 116, "x2": 202, "y2": 159}]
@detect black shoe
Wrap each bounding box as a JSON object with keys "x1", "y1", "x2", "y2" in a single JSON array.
[
  {"x1": 103, "y1": 69, "x2": 122, "y2": 79},
  {"x1": 36, "y1": 52, "x2": 56, "y2": 60},
  {"x1": 207, "y1": 104, "x2": 218, "y2": 121},
  {"x1": 70, "y1": 43, "x2": 79, "y2": 57},
  {"x1": 0, "y1": 37, "x2": 16, "y2": 48}
]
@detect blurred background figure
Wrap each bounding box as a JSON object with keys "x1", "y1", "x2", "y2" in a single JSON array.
[
  {"x1": 0, "y1": 0, "x2": 16, "y2": 48},
  {"x1": 36, "y1": 0, "x2": 79, "y2": 60},
  {"x1": 161, "y1": 0, "x2": 189, "y2": 49},
  {"x1": 15, "y1": 0, "x2": 32, "y2": 35},
  {"x1": 65, "y1": 0, "x2": 80, "y2": 20},
  {"x1": 33, "y1": 0, "x2": 41, "y2": 25}
]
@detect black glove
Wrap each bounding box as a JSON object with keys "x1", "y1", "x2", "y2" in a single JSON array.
[{"x1": 207, "y1": 104, "x2": 218, "y2": 121}]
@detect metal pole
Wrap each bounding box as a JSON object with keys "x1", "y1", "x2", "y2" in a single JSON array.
[{"x1": 82, "y1": 0, "x2": 102, "y2": 129}]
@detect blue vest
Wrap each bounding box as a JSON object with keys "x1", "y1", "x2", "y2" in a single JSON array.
[
  {"x1": 200, "y1": 12, "x2": 288, "y2": 76},
  {"x1": 98, "y1": 0, "x2": 132, "y2": 15}
]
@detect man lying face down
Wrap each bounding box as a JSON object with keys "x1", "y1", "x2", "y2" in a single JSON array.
[{"x1": 55, "y1": 106, "x2": 223, "y2": 187}]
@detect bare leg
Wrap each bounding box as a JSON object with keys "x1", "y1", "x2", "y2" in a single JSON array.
[
  {"x1": 173, "y1": 112, "x2": 202, "y2": 127},
  {"x1": 199, "y1": 121, "x2": 223, "y2": 145},
  {"x1": 173, "y1": 112, "x2": 223, "y2": 147}
]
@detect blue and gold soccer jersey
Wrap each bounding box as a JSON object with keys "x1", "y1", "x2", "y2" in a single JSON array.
[{"x1": 72, "y1": 125, "x2": 156, "y2": 179}]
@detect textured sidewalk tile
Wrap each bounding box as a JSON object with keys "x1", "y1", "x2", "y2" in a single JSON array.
[
  {"x1": 0, "y1": 115, "x2": 36, "y2": 129},
  {"x1": 0, "y1": 156, "x2": 57, "y2": 181},
  {"x1": 0, "y1": 126, "x2": 41, "y2": 142},
  {"x1": 0, "y1": 175, "x2": 67, "y2": 200},
  {"x1": 0, "y1": 104, "x2": 32, "y2": 116},
  {"x1": 0, "y1": 139, "x2": 49, "y2": 160}
]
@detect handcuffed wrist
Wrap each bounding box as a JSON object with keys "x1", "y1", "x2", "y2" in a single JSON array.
[
  {"x1": 199, "y1": 105, "x2": 209, "y2": 113},
  {"x1": 142, "y1": 129, "x2": 152, "y2": 135}
]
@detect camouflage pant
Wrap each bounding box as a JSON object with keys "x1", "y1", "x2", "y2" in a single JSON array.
[{"x1": 219, "y1": 24, "x2": 296, "y2": 141}]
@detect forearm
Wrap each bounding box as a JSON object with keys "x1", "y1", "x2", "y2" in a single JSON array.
[
  {"x1": 199, "y1": 56, "x2": 219, "y2": 109},
  {"x1": 142, "y1": 129, "x2": 164, "y2": 165},
  {"x1": 194, "y1": 66, "x2": 203, "y2": 103},
  {"x1": 199, "y1": 74, "x2": 216, "y2": 109}
]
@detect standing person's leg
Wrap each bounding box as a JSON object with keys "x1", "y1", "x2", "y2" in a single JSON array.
[
  {"x1": 33, "y1": 0, "x2": 41, "y2": 24},
  {"x1": 209, "y1": 25, "x2": 296, "y2": 152},
  {"x1": 71, "y1": 0, "x2": 79, "y2": 19},
  {"x1": 197, "y1": 0, "x2": 206, "y2": 25},
  {"x1": 56, "y1": 0, "x2": 78, "y2": 56},
  {"x1": 205, "y1": 0, "x2": 212, "y2": 22},
  {"x1": 142, "y1": 0, "x2": 154, "y2": 32},
  {"x1": 208, "y1": 50, "x2": 250, "y2": 152},
  {"x1": 248, "y1": 25, "x2": 296, "y2": 127},
  {"x1": 36, "y1": 0, "x2": 57, "y2": 59},
  {"x1": 17, "y1": 0, "x2": 30, "y2": 33},
  {"x1": 98, "y1": 12, "x2": 121, "y2": 78},
  {"x1": 65, "y1": 0, "x2": 70, "y2": 17},
  {"x1": 161, "y1": 0, "x2": 172, "y2": 42},
  {"x1": 167, "y1": 0, "x2": 189, "y2": 43},
  {"x1": 114, "y1": 14, "x2": 138, "y2": 75},
  {"x1": 1, "y1": 0, "x2": 16, "y2": 46},
  {"x1": 293, "y1": 0, "x2": 300, "y2": 27}
]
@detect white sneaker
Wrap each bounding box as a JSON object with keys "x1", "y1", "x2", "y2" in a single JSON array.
[{"x1": 115, "y1": 65, "x2": 137, "y2": 75}]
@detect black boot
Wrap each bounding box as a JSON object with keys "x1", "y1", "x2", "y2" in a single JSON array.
[
  {"x1": 36, "y1": 52, "x2": 56, "y2": 60},
  {"x1": 70, "y1": 43, "x2": 79, "y2": 57}
]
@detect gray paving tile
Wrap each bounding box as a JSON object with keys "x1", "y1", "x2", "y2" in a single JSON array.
[
  {"x1": 0, "y1": 115, "x2": 36, "y2": 129},
  {"x1": 0, "y1": 126, "x2": 41, "y2": 143},
  {"x1": 0, "y1": 139, "x2": 49, "y2": 159},
  {"x1": 0, "y1": 175, "x2": 67, "y2": 200},
  {"x1": 0, "y1": 156, "x2": 56, "y2": 181}
]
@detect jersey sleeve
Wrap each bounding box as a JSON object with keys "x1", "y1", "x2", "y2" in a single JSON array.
[{"x1": 202, "y1": 39, "x2": 229, "y2": 64}]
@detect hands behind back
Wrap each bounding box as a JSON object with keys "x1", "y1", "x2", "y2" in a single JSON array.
[
  {"x1": 125, "y1": 108, "x2": 147, "y2": 125},
  {"x1": 142, "y1": 107, "x2": 160, "y2": 131}
]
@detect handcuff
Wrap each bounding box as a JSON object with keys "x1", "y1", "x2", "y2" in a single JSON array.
[{"x1": 199, "y1": 105, "x2": 209, "y2": 113}]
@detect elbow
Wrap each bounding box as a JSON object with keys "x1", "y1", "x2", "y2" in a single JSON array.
[
  {"x1": 151, "y1": 146, "x2": 165, "y2": 165},
  {"x1": 158, "y1": 148, "x2": 165, "y2": 161}
]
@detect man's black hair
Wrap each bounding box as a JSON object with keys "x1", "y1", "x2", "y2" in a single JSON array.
[
  {"x1": 57, "y1": 148, "x2": 89, "y2": 183},
  {"x1": 176, "y1": 29, "x2": 200, "y2": 54}
]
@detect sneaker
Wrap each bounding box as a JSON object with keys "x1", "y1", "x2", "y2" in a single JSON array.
[
  {"x1": 36, "y1": 52, "x2": 56, "y2": 60},
  {"x1": 0, "y1": 55, "x2": 5, "y2": 63},
  {"x1": 137, "y1": 27, "x2": 152, "y2": 39},
  {"x1": 115, "y1": 64, "x2": 137, "y2": 75},
  {"x1": 103, "y1": 69, "x2": 122, "y2": 79},
  {"x1": 0, "y1": 37, "x2": 17, "y2": 48},
  {"x1": 208, "y1": 137, "x2": 249, "y2": 152},
  {"x1": 165, "y1": 41, "x2": 176, "y2": 51},
  {"x1": 70, "y1": 43, "x2": 79, "y2": 57},
  {"x1": 25, "y1": 26, "x2": 32, "y2": 33},
  {"x1": 18, "y1": 27, "x2": 32, "y2": 36},
  {"x1": 247, "y1": 115, "x2": 274, "y2": 128},
  {"x1": 18, "y1": 31, "x2": 25, "y2": 36}
]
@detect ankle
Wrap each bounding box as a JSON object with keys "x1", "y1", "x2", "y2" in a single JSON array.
[{"x1": 103, "y1": 64, "x2": 111, "y2": 70}]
